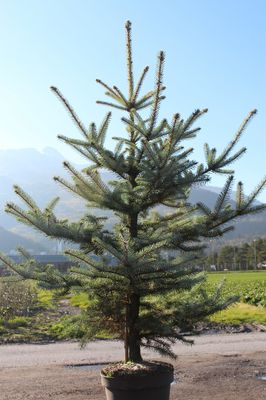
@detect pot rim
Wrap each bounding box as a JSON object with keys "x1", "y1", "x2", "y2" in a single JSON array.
[{"x1": 101, "y1": 360, "x2": 174, "y2": 378}]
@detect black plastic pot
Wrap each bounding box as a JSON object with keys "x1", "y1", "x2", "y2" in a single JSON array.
[{"x1": 101, "y1": 364, "x2": 174, "y2": 400}]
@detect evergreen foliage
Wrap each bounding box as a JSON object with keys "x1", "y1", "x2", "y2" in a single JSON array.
[{"x1": 1, "y1": 21, "x2": 266, "y2": 362}]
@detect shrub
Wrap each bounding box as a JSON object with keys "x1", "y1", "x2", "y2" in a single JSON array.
[{"x1": 0, "y1": 279, "x2": 38, "y2": 320}]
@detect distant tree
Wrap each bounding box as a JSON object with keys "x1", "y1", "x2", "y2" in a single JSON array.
[
  {"x1": 217, "y1": 246, "x2": 234, "y2": 270},
  {"x1": 239, "y1": 243, "x2": 251, "y2": 270},
  {"x1": 211, "y1": 237, "x2": 266, "y2": 270},
  {"x1": 0, "y1": 21, "x2": 265, "y2": 362}
]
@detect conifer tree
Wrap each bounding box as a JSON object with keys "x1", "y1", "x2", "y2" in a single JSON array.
[{"x1": 1, "y1": 21, "x2": 266, "y2": 362}]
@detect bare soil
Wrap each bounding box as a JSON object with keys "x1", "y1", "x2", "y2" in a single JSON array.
[{"x1": 0, "y1": 333, "x2": 265, "y2": 400}]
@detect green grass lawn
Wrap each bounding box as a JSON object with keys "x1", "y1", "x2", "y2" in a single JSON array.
[
  {"x1": 206, "y1": 270, "x2": 266, "y2": 323},
  {"x1": 210, "y1": 303, "x2": 266, "y2": 324},
  {"x1": 207, "y1": 270, "x2": 266, "y2": 283}
]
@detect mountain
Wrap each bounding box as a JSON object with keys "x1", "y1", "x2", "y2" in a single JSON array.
[
  {"x1": 0, "y1": 147, "x2": 83, "y2": 252},
  {"x1": 1, "y1": 147, "x2": 266, "y2": 252},
  {"x1": 0, "y1": 225, "x2": 48, "y2": 253}
]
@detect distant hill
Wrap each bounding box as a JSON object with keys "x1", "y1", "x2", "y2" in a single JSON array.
[
  {"x1": 1, "y1": 147, "x2": 266, "y2": 252},
  {"x1": 0, "y1": 225, "x2": 48, "y2": 253}
]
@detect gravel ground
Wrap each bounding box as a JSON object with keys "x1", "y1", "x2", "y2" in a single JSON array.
[{"x1": 0, "y1": 332, "x2": 265, "y2": 399}]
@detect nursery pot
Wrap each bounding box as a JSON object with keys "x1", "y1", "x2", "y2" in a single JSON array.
[{"x1": 101, "y1": 362, "x2": 174, "y2": 400}]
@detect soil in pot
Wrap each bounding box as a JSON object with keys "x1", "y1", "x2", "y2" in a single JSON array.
[{"x1": 101, "y1": 361, "x2": 174, "y2": 400}]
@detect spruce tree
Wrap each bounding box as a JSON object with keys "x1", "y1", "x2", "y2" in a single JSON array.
[{"x1": 1, "y1": 21, "x2": 266, "y2": 363}]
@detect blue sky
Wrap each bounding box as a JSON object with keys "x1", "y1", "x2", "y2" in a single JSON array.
[{"x1": 0, "y1": 0, "x2": 266, "y2": 199}]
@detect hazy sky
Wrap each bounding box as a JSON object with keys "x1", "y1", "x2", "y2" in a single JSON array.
[{"x1": 0, "y1": 0, "x2": 266, "y2": 199}]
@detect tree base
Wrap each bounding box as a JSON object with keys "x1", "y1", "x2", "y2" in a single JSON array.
[{"x1": 101, "y1": 361, "x2": 174, "y2": 400}]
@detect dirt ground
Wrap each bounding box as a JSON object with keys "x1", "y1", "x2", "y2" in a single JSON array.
[{"x1": 0, "y1": 333, "x2": 265, "y2": 400}]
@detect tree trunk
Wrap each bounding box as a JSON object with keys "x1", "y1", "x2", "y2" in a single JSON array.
[
  {"x1": 127, "y1": 204, "x2": 142, "y2": 362},
  {"x1": 129, "y1": 335, "x2": 142, "y2": 362},
  {"x1": 128, "y1": 292, "x2": 142, "y2": 362}
]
